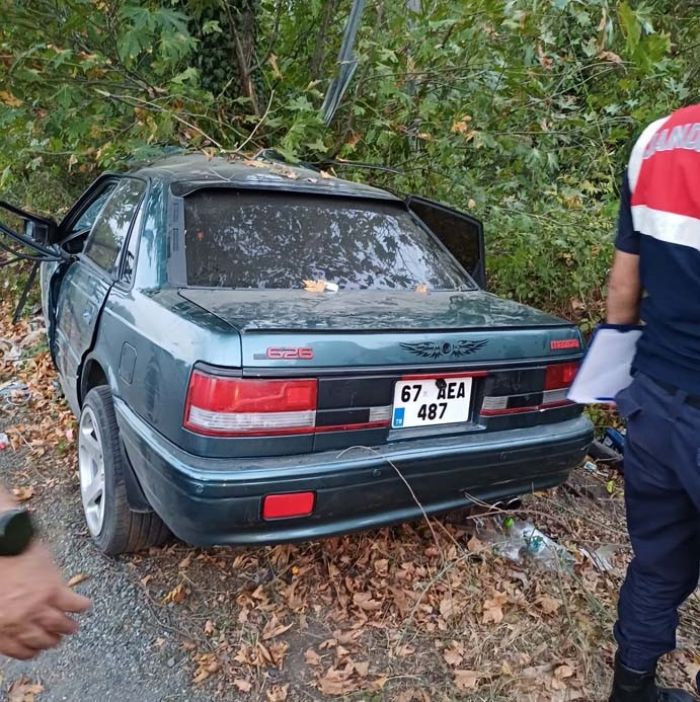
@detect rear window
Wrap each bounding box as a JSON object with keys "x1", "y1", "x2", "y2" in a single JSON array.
[{"x1": 183, "y1": 190, "x2": 474, "y2": 291}]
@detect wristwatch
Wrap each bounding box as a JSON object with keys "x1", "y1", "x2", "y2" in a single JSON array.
[{"x1": 0, "y1": 509, "x2": 35, "y2": 556}]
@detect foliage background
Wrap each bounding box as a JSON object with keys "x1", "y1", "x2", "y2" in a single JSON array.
[{"x1": 1, "y1": 0, "x2": 698, "y2": 324}]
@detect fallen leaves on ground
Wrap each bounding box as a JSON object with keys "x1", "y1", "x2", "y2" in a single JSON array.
[
  {"x1": 3, "y1": 301, "x2": 699, "y2": 701},
  {"x1": 7, "y1": 679, "x2": 44, "y2": 702},
  {"x1": 192, "y1": 652, "x2": 220, "y2": 684},
  {"x1": 162, "y1": 582, "x2": 188, "y2": 605},
  {"x1": 12, "y1": 485, "x2": 35, "y2": 502}
]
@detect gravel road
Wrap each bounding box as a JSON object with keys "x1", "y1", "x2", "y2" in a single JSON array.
[{"x1": 0, "y1": 406, "x2": 215, "y2": 702}]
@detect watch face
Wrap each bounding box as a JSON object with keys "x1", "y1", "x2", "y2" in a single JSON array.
[{"x1": 0, "y1": 509, "x2": 34, "y2": 556}]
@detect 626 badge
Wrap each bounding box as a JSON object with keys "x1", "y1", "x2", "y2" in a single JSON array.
[{"x1": 392, "y1": 376, "x2": 473, "y2": 429}]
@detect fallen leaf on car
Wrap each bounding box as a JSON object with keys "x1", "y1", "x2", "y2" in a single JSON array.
[
  {"x1": 67, "y1": 573, "x2": 89, "y2": 587},
  {"x1": 303, "y1": 279, "x2": 327, "y2": 293},
  {"x1": 12, "y1": 486, "x2": 35, "y2": 502}
]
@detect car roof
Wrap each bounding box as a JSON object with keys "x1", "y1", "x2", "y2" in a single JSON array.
[{"x1": 133, "y1": 153, "x2": 401, "y2": 202}]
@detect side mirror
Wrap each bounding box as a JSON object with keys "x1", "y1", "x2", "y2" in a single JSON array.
[{"x1": 24, "y1": 219, "x2": 53, "y2": 244}]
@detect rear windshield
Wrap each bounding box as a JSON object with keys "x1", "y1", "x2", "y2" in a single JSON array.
[{"x1": 183, "y1": 190, "x2": 474, "y2": 291}]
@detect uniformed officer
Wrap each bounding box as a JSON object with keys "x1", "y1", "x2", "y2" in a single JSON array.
[{"x1": 607, "y1": 104, "x2": 700, "y2": 701}]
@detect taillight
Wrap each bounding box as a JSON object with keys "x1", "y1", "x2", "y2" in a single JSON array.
[
  {"x1": 542, "y1": 361, "x2": 578, "y2": 408},
  {"x1": 481, "y1": 362, "x2": 579, "y2": 416},
  {"x1": 545, "y1": 362, "x2": 578, "y2": 390},
  {"x1": 184, "y1": 370, "x2": 318, "y2": 436}
]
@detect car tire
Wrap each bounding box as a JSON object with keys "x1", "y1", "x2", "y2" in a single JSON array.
[{"x1": 78, "y1": 386, "x2": 170, "y2": 555}]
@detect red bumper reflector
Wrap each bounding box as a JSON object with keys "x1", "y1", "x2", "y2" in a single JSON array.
[{"x1": 262, "y1": 492, "x2": 315, "y2": 520}]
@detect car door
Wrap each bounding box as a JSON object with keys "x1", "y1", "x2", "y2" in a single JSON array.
[
  {"x1": 41, "y1": 179, "x2": 118, "y2": 360},
  {"x1": 406, "y1": 195, "x2": 486, "y2": 289},
  {"x1": 54, "y1": 177, "x2": 147, "y2": 412}
]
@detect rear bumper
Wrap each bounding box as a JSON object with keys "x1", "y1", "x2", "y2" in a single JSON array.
[{"x1": 115, "y1": 398, "x2": 593, "y2": 546}]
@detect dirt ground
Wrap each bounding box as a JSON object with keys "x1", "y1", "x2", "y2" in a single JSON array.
[{"x1": 1, "y1": 305, "x2": 699, "y2": 702}]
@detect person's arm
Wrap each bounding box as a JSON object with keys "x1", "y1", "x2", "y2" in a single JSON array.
[
  {"x1": 607, "y1": 250, "x2": 642, "y2": 324},
  {"x1": 0, "y1": 487, "x2": 91, "y2": 660},
  {"x1": 607, "y1": 171, "x2": 642, "y2": 324}
]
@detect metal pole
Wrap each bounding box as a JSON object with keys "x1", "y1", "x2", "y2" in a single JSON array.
[{"x1": 320, "y1": 0, "x2": 366, "y2": 126}]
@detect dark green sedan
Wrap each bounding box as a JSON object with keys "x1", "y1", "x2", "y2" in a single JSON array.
[{"x1": 1, "y1": 154, "x2": 592, "y2": 554}]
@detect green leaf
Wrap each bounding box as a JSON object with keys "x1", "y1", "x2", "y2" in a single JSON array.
[{"x1": 618, "y1": 3, "x2": 641, "y2": 52}]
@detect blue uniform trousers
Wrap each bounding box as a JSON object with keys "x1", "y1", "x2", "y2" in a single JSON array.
[{"x1": 614, "y1": 372, "x2": 700, "y2": 672}]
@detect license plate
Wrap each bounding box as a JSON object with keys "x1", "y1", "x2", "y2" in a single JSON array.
[{"x1": 391, "y1": 377, "x2": 473, "y2": 429}]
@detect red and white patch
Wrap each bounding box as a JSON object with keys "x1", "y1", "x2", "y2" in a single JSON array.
[{"x1": 629, "y1": 105, "x2": 700, "y2": 252}]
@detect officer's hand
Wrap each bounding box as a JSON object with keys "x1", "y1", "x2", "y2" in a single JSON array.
[{"x1": 0, "y1": 542, "x2": 91, "y2": 659}]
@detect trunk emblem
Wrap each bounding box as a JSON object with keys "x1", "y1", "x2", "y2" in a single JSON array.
[
  {"x1": 254, "y1": 347, "x2": 314, "y2": 361},
  {"x1": 401, "y1": 339, "x2": 488, "y2": 359},
  {"x1": 550, "y1": 339, "x2": 581, "y2": 350}
]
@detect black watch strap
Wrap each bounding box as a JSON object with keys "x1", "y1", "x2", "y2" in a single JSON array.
[{"x1": 0, "y1": 509, "x2": 34, "y2": 556}]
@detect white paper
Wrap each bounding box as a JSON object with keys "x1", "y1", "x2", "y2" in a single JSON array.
[{"x1": 567, "y1": 326, "x2": 643, "y2": 405}]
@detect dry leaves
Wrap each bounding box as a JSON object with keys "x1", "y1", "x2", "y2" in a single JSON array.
[
  {"x1": 482, "y1": 590, "x2": 508, "y2": 624},
  {"x1": 234, "y1": 679, "x2": 252, "y2": 693},
  {"x1": 192, "y1": 652, "x2": 219, "y2": 684},
  {"x1": 262, "y1": 615, "x2": 293, "y2": 641},
  {"x1": 352, "y1": 591, "x2": 382, "y2": 612},
  {"x1": 537, "y1": 595, "x2": 562, "y2": 615},
  {"x1": 0, "y1": 301, "x2": 655, "y2": 702},
  {"x1": 8, "y1": 679, "x2": 44, "y2": 702},
  {"x1": 266, "y1": 684, "x2": 289, "y2": 701},
  {"x1": 443, "y1": 641, "x2": 464, "y2": 667},
  {"x1": 305, "y1": 648, "x2": 322, "y2": 667},
  {"x1": 302, "y1": 279, "x2": 338, "y2": 293},
  {"x1": 0, "y1": 90, "x2": 23, "y2": 107},
  {"x1": 66, "y1": 573, "x2": 90, "y2": 587},
  {"x1": 12, "y1": 486, "x2": 35, "y2": 502},
  {"x1": 453, "y1": 670, "x2": 479, "y2": 691},
  {"x1": 303, "y1": 279, "x2": 327, "y2": 293},
  {"x1": 162, "y1": 583, "x2": 188, "y2": 605},
  {"x1": 598, "y1": 50, "x2": 623, "y2": 65}
]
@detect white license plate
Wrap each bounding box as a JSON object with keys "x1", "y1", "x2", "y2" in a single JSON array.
[{"x1": 391, "y1": 376, "x2": 473, "y2": 429}]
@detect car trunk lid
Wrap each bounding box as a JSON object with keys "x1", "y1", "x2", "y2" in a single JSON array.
[
  {"x1": 178, "y1": 289, "x2": 583, "y2": 456},
  {"x1": 178, "y1": 289, "x2": 566, "y2": 333}
]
